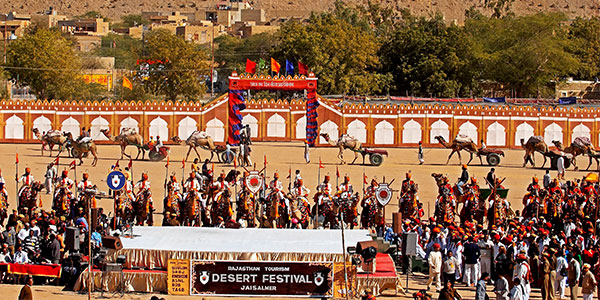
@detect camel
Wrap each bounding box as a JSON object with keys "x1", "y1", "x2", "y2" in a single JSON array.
[
  {"x1": 553, "y1": 139, "x2": 596, "y2": 171},
  {"x1": 434, "y1": 135, "x2": 478, "y2": 165},
  {"x1": 65, "y1": 133, "x2": 98, "y2": 166},
  {"x1": 171, "y1": 131, "x2": 217, "y2": 161},
  {"x1": 320, "y1": 133, "x2": 362, "y2": 164},
  {"x1": 520, "y1": 136, "x2": 548, "y2": 168},
  {"x1": 32, "y1": 128, "x2": 68, "y2": 156},
  {"x1": 100, "y1": 128, "x2": 146, "y2": 160}
]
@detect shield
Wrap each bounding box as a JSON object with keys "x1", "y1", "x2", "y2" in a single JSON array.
[
  {"x1": 246, "y1": 171, "x2": 263, "y2": 194},
  {"x1": 314, "y1": 272, "x2": 324, "y2": 286},
  {"x1": 375, "y1": 183, "x2": 392, "y2": 206},
  {"x1": 199, "y1": 271, "x2": 210, "y2": 285}
]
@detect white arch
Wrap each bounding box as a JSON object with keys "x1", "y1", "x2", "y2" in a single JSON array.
[
  {"x1": 149, "y1": 117, "x2": 169, "y2": 140},
  {"x1": 515, "y1": 122, "x2": 535, "y2": 145},
  {"x1": 430, "y1": 119, "x2": 449, "y2": 144},
  {"x1": 544, "y1": 122, "x2": 563, "y2": 145},
  {"x1": 319, "y1": 120, "x2": 339, "y2": 144},
  {"x1": 242, "y1": 114, "x2": 259, "y2": 138},
  {"x1": 572, "y1": 123, "x2": 591, "y2": 141},
  {"x1": 178, "y1": 116, "x2": 198, "y2": 140},
  {"x1": 5, "y1": 115, "x2": 24, "y2": 139},
  {"x1": 120, "y1": 117, "x2": 139, "y2": 134},
  {"x1": 347, "y1": 119, "x2": 367, "y2": 143},
  {"x1": 295, "y1": 116, "x2": 306, "y2": 140},
  {"x1": 32, "y1": 116, "x2": 52, "y2": 139},
  {"x1": 266, "y1": 113, "x2": 286, "y2": 138},
  {"x1": 90, "y1": 116, "x2": 110, "y2": 141},
  {"x1": 375, "y1": 120, "x2": 395, "y2": 144},
  {"x1": 206, "y1": 118, "x2": 225, "y2": 142},
  {"x1": 486, "y1": 122, "x2": 506, "y2": 146},
  {"x1": 61, "y1": 117, "x2": 80, "y2": 137},
  {"x1": 402, "y1": 119, "x2": 421, "y2": 144},
  {"x1": 458, "y1": 121, "x2": 478, "y2": 142}
]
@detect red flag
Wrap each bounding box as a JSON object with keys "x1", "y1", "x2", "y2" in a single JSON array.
[
  {"x1": 181, "y1": 159, "x2": 185, "y2": 169},
  {"x1": 115, "y1": 160, "x2": 120, "y2": 168},
  {"x1": 298, "y1": 61, "x2": 308, "y2": 75},
  {"x1": 53, "y1": 156, "x2": 59, "y2": 165},
  {"x1": 363, "y1": 173, "x2": 368, "y2": 184},
  {"x1": 128, "y1": 159, "x2": 133, "y2": 169},
  {"x1": 245, "y1": 59, "x2": 257, "y2": 74},
  {"x1": 211, "y1": 163, "x2": 214, "y2": 174},
  {"x1": 319, "y1": 158, "x2": 324, "y2": 169},
  {"x1": 336, "y1": 166, "x2": 339, "y2": 178},
  {"x1": 165, "y1": 156, "x2": 170, "y2": 168},
  {"x1": 69, "y1": 160, "x2": 76, "y2": 170},
  {"x1": 15, "y1": 153, "x2": 18, "y2": 164},
  {"x1": 233, "y1": 156, "x2": 237, "y2": 168},
  {"x1": 287, "y1": 167, "x2": 291, "y2": 179},
  {"x1": 264, "y1": 155, "x2": 267, "y2": 167}
]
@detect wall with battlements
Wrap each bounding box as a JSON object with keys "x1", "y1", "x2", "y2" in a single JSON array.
[{"x1": 0, "y1": 96, "x2": 598, "y2": 149}]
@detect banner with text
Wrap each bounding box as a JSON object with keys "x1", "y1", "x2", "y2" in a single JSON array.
[
  {"x1": 168, "y1": 259, "x2": 190, "y2": 295},
  {"x1": 190, "y1": 260, "x2": 333, "y2": 297}
]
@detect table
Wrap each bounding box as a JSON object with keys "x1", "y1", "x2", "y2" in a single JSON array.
[{"x1": 0, "y1": 263, "x2": 62, "y2": 278}]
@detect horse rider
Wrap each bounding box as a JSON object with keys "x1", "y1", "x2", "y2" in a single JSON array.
[
  {"x1": 166, "y1": 174, "x2": 182, "y2": 203},
  {"x1": 54, "y1": 170, "x2": 74, "y2": 200},
  {"x1": 316, "y1": 175, "x2": 333, "y2": 205},
  {"x1": 18, "y1": 167, "x2": 35, "y2": 198},
  {"x1": 268, "y1": 172, "x2": 285, "y2": 201},
  {"x1": 123, "y1": 172, "x2": 135, "y2": 204},
  {"x1": 291, "y1": 178, "x2": 310, "y2": 199},
  {"x1": 77, "y1": 172, "x2": 96, "y2": 204},
  {"x1": 44, "y1": 163, "x2": 57, "y2": 195},
  {"x1": 211, "y1": 172, "x2": 230, "y2": 201},
  {"x1": 457, "y1": 164, "x2": 469, "y2": 195},
  {"x1": 337, "y1": 175, "x2": 353, "y2": 198},
  {"x1": 183, "y1": 171, "x2": 201, "y2": 201},
  {"x1": 135, "y1": 172, "x2": 153, "y2": 207}
]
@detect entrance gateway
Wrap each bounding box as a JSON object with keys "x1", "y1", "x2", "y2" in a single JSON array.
[{"x1": 227, "y1": 72, "x2": 319, "y2": 146}]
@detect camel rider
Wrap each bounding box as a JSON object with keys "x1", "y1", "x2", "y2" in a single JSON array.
[
  {"x1": 54, "y1": 170, "x2": 74, "y2": 200},
  {"x1": 400, "y1": 172, "x2": 418, "y2": 205},
  {"x1": 316, "y1": 175, "x2": 332, "y2": 205},
  {"x1": 44, "y1": 163, "x2": 57, "y2": 195},
  {"x1": 148, "y1": 136, "x2": 155, "y2": 150},
  {"x1": 192, "y1": 158, "x2": 201, "y2": 178},
  {"x1": 0, "y1": 168, "x2": 8, "y2": 201},
  {"x1": 268, "y1": 172, "x2": 284, "y2": 201},
  {"x1": 457, "y1": 164, "x2": 469, "y2": 195},
  {"x1": 437, "y1": 177, "x2": 454, "y2": 206},
  {"x1": 337, "y1": 175, "x2": 353, "y2": 198},
  {"x1": 183, "y1": 172, "x2": 201, "y2": 201},
  {"x1": 155, "y1": 136, "x2": 163, "y2": 150},
  {"x1": 523, "y1": 177, "x2": 541, "y2": 206},
  {"x1": 19, "y1": 167, "x2": 35, "y2": 193}
]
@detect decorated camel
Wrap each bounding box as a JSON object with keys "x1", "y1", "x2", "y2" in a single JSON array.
[
  {"x1": 434, "y1": 135, "x2": 478, "y2": 165},
  {"x1": 171, "y1": 131, "x2": 217, "y2": 161},
  {"x1": 32, "y1": 128, "x2": 68, "y2": 156},
  {"x1": 65, "y1": 133, "x2": 98, "y2": 166},
  {"x1": 100, "y1": 128, "x2": 146, "y2": 160},
  {"x1": 552, "y1": 137, "x2": 597, "y2": 170},
  {"x1": 520, "y1": 136, "x2": 548, "y2": 168},
  {"x1": 320, "y1": 133, "x2": 362, "y2": 164}
]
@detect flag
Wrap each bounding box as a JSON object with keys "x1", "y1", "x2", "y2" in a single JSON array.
[
  {"x1": 227, "y1": 90, "x2": 247, "y2": 145},
  {"x1": 559, "y1": 97, "x2": 577, "y2": 105},
  {"x1": 336, "y1": 166, "x2": 339, "y2": 178},
  {"x1": 483, "y1": 97, "x2": 505, "y2": 103},
  {"x1": 165, "y1": 156, "x2": 170, "y2": 168},
  {"x1": 128, "y1": 159, "x2": 133, "y2": 169},
  {"x1": 245, "y1": 59, "x2": 257, "y2": 74},
  {"x1": 53, "y1": 157, "x2": 59, "y2": 165},
  {"x1": 258, "y1": 58, "x2": 266, "y2": 70},
  {"x1": 306, "y1": 90, "x2": 320, "y2": 146},
  {"x1": 363, "y1": 173, "x2": 368, "y2": 185},
  {"x1": 285, "y1": 59, "x2": 294, "y2": 76},
  {"x1": 69, "y1": 160, "x2": 76, "y2": 170},
  {"x1": 264, "y1": 155, "x2": 267, "y2": 167},
  {"x1": 15, "y1": 153, "x2": 18, "y2": 164},
  {"x1": 298, "y1": 61, "x2": 308, "y2": 75},
  {"x1": 287, "y1": 167, "x2": 291, "y2": 179},
  {"x1": 123, "y1": 76, "x2": 133, "y2": 90},
  {"x1": 319, "y1": 158, "x2": 324, "y2": 169},
  {"x1": 181, "y1": 159, "x2": 185, "y2": 169},
  {"x1": 271, "y1": 58, "x2": 281, "y2": 74}
]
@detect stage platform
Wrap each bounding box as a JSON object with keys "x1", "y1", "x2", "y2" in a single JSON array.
[{"x1": 107, "y1": 227, "x2": 372, "y2": 269}]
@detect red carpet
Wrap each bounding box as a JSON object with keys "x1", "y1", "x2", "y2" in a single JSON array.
[{"x1": 357, "y1": 253, "x2": 397, "y2": 278}]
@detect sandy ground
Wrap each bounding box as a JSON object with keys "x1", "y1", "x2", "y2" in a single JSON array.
[
  {"x1": 0, "y1": 141, "x2": 582, "y2": 299},
  {"x1": 0, "y1": 141, "x2": 593, "y2": 222}
]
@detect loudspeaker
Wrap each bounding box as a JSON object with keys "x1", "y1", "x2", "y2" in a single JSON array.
[
  {"x1": 402, "y1": 232, "x2": 418, "y2": 256},
  {"x1": 91, "y1": 208, "x2": 99, "y2": 231},
  {"x1": 102, "y1": 236, "x2": 123, "y2": 250},
  {"x1": 392, "y1": 212, "x2": 402, "y2": 233},
  {"x1": 65, "y1": 227, "x2": 80, "y2": 252},
  {"x1": 356, "y1": 240, "x2": 378, "y2": 254}
]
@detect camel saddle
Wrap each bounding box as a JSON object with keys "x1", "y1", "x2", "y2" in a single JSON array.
[
  {"x1": 526, "y1": 136, "x2": 544, "y2": 144},
  {"x1": 120, "y1": 127, "x2": 138, "y2": 136},
  {"x1": 45, "y1": 130, "x2": 62, "y2": 137},
  {"x1": 454, "y1": 134, "x2": 473, "y2": 143},
  {"x1": 573, "y1": 137, "x2": 592, "y2": 149},
  {"x1": 189, "y1": 131, "x2": 209, "y2": 139},
  {"x1": 339, "y1": 134, "x2": 357, "y2": 143}
]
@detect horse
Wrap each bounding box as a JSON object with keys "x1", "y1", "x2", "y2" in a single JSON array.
[
  {"x1": 399, "y1": 182, "x2": 419, "y2": 220},
  {"x1": 133, "y1": 189, "x2": 153, "y2": 226},
  {"x1": 52, "y1": 186, "x2": 72, "y2": 217},
  {"x1": 289, "y1": 195, "x2": 311, "y2": 229},
  {"x1": 163, "y1": 186, "x2": 181, "y2": 218},
  {"x1": 18, "y1": 182, "x2": 44, "y2": 214},
  {"x1": 312, "y1": 192, "x2": 338, "y2": 229},
  {"x1": 211, "y1": 189, "x2": 233, "y2": 226},
  {"x1": 334, "y1": 192, "x2": 359, "y2": 229},
  {"x1": 237, "y1": 189, "x2": 257, "y2": 228},
  {"x1": 0, "y1": 192, "x2": 8, "y2": 225},
  {"x1": 181, "y1": 189, "x2": 201, "y2": 226},
  {"x1": 262, "y1": 191, "x2": 290, "y2": 228}
]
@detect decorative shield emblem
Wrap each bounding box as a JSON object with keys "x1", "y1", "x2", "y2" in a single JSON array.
[
  {"x1": 246, "y1": 171, "x2": 263, "y2": 194},
  {"x1": 375, "y1": 183, "x2": 393, "y2": 206},
  {"x1": 314, "y1": 272, "x2": 324, "y2": 286},
  {"x1": 199, "y1": 271, "x2": 210, "y2": 285}
]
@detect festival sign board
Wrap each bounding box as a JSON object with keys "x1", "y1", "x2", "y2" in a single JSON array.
[
  {"x1": 375, "y1": 182, "x2": 393, "y2": 206},
  {"x1": 168, "y1": 259, "x2": 190, "y2": 295},
  {"x1": 190, "y1": 260, "x2": 333, "y2": 297}
]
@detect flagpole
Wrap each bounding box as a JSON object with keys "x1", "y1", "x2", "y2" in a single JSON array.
[
  {"x1": 340, "y1": 210, "x2": 350, "y2": 300},
  {"x1": 164, "y1": 158, "x2": 169, "y2": 205}
]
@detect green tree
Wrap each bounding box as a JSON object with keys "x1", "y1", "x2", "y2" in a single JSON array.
[
  {"x1": 142, "y1": 29, "x2": 209, "y2": 101},
  {"x1": 214, "y1": 33, "x2": 277, "y2": 76},
  {"x1": 114, "y1": 14, "x2": 150, "y2": 29},
  {"x1": 94, "y1": 33, "x2": 143, "y2": 69},
  {"x1": 6, "y1": 28, "x2": 85, "y2": 100},
  {"x1": 569, "y1": 17, "x2": 600, "y2": 80},
  {"x1": 466, "y1": 13, "x2": 580, "y2": 97},
  {"x1": 273, "y1": 13, "x2": 390, "y2": 95},
  {"x1": 483, "y1": 0, "x2": 515, "y2": 18},
  {"x1": 379, "y1": 14, "x2": 479, "y2": 97}
]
